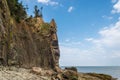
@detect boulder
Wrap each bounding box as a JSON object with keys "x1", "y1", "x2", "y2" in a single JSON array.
[
  {"x1": 62, "y1": 70, "x2": 78, "y2": 80},
  {"x1": 31, "y1": 67, "x2": 42, "y2": 75}
]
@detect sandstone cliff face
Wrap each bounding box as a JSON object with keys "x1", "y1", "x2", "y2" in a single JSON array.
[{"x1": 0, "y1": 0, "x2": 60, "y2": 70}]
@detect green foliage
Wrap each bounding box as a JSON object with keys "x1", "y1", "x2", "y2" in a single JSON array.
[
  {"x1": 6, "y1": 0, "x2": 27, "y2": 22},
  {"x1": 86, "y1": 73, "x2": 112, "y2": 80},
  {"x1": 34, "y1": 5, "x2": 43, "y2": 18},
  {"x1": 40, "y1": 23, "x2": 51, "y2": 35},
  {"x1": 34, "y1": 5, "x2": 39, "y2": 17},
  {"x1": 65, "y1": 67, "x2": 78, "y2": 72},
  {"x1": 70, "y1": 76, "x2": 78, "y2": 80}
]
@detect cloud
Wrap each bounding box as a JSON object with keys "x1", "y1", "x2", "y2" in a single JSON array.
[
  {"x1": 87, "y1": 18, "x2": 120, "y2": 62},
  {"x1": 91, "y1": 19, "x2": 120, "y2": 48},
  {"x1": 60, "y1": 18, "x2": 120, "y2": 66},
  {"x1": 68, "y1": 6, "x2": 74, "y2": 12},
  {"x1": 65, "y1": 39, "x2": 70, "y2": 42},
  {"x1": 102, "y1": 15, "x2": 113, "y2": 20},
  {"x1": 111, "y1": 0, "x2": 120, "y2": 13},
  {"x1": 60, "y1": 41, "x2": 82, "y2": 48},
  {"x1": 85, "y1": 38, "x2": 94, "y2": 41},
  {"x1": 37, "y1": 0, "x2": 58, "y2": 6},
  {"x1": 59, "y1": 42, "x2": 116, "y2": 66},
  {"x1": 111, "y1": 0, "x2": 117, "y2": 3},
  {"x1": 59, "y1": 45, "x2": 100, "y2": 66}
]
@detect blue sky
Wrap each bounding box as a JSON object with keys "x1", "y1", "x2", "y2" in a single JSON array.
[{"x1": 20, "y1": 0, "x2": 120, "y2": 66}]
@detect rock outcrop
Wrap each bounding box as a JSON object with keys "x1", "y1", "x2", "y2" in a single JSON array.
[
  {"x1": 78, "y1": 73, "x2": 117, "y2": 80},
  {"x1": 0, "y1": 0, "x2": 60, "y2": 70}
]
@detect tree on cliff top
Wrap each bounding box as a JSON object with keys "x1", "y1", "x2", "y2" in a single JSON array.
[
  {"x1": 34, "y1": 5, "x2": 43, "y2": 18},
  {"x1": 6, "y1": 0, "x2": 27, "y2": 22}
]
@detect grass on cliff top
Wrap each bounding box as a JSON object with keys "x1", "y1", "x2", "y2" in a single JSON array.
[{"x1": 40, "y1": 23, "x2": 51, "y2": 35}]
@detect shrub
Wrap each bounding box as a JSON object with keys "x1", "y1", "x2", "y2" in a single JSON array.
[
  {"x1": 65, "y1": 67, "x2": 77, "y2": 72},
  {"x1": 6, "y1": 0, "x2": 27, "y2": 22}
]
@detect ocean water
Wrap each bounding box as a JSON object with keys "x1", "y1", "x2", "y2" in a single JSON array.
[{"x1": 61, "y1": 66, "x2": 120, "y2": 80}]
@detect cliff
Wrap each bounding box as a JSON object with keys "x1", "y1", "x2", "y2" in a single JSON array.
[{"x1": 0, "y1": 0, "x2": 60, "y2": 70}]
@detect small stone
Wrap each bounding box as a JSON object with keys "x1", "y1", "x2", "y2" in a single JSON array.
[
  {"x1": 45, "y1": 70, "x2": 53, "y2": 76},
  {"x1": 31, "y1": 67, "x2": 42, "y2": 75}
]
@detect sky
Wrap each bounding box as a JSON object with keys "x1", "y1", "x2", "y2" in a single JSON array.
[{"x1": 20, "y1": 0, "x2": 120, "y2": 66}]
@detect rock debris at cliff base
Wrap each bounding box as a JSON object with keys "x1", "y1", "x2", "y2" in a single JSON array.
[
  {"x1": 0, "y1": 66, "x2": 52, "y2": 80},
  {"x1": 0, "y1": 66, "x2": 117, "y2": 80}
]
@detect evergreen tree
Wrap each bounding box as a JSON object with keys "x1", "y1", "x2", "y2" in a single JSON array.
[
  {"x1": 6, "y1": 0, "x2": 27, "y2": 22},
  {"x1": 34, "y1": 5, "x2": 43, "y2": 18},
  {"x1": 34, "y1": 5, "x2": 40, "y2": 17},
  {"x1": 40, "y1": 7, "x2": 43, "y2": 18}
]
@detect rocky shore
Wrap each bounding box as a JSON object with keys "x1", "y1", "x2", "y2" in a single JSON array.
[
  {"x1": 78, "y1": 73, "x2": 117, "y2": 80},
  {"x1": 0, "y1": 66, "x2": 51, "y2": 80},
  {"x1": 0, "y1": 66, "x2": 117, "y2": 80}
]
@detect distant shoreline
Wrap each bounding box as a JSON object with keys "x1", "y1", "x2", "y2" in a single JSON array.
[{"x1": 61, "y1": 66, "x2": 119, "y2": 80}]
